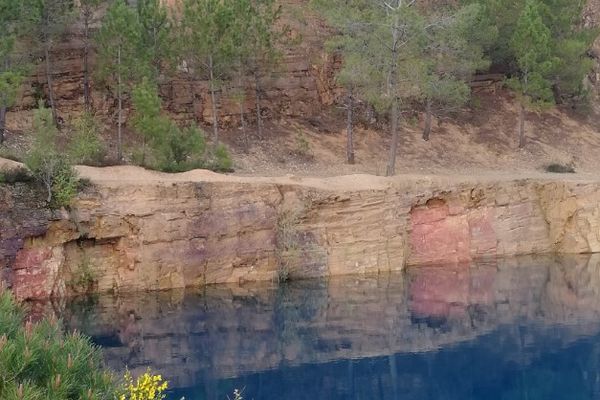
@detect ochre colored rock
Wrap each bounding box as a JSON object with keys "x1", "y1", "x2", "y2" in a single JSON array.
[{"x1": 6, "y1": 171, "x2": 600, "y2": 299}]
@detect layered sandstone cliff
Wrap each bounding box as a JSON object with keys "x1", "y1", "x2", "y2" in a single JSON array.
[
  {"x1": 4, "y1": 167, "x2": 600, "y2": 300},
  {"x1": 6, "y1": 1, "x2": 338, "y2": 133}
]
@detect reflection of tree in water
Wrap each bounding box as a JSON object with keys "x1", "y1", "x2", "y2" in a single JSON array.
[
  {"x1": 273, "y1": 279, "x2": 329, "y2": 362},
  {"x1": 60, "y1": 295, "x2": 100, "y2": 337},
  {"x1": 55, "y1": 255, "x2": 600, "y2": 399}
]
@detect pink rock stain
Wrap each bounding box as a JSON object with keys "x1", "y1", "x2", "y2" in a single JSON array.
[
  {"x1": 409, "y1": 199, "x2": 497, "y2": 266},
  {"x1": 409, "y1": 200, "x2": 471, "y2": 265},
  {"x1": 11, "y1": 247, "x2": 53, "y2": 300}
]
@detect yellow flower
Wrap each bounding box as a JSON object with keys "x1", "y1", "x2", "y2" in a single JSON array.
[{"x1": 119, "y1": 369, "x2": 169, "y2": 400}]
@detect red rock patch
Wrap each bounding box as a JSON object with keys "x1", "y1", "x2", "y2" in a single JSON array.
[{"x1": 409, "y1": 199, "x2": 471, "y2": 265}]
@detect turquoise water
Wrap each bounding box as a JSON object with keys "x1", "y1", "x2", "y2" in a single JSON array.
[{"x1": 62, "y1": 256, "x2": 600, "y2": 399}]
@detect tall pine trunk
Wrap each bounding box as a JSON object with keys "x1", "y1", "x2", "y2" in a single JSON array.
[
  {"x1": 346, "y1": 90, "x2": 355, "y2": 164},
  {"x1": 422, "y1": 97, "x2": 432, "y2": 141},
  {"x1": 83, "y1": 8, "x2": 91, "y2": 112},
  {"x1": 0, "y1": 103, "x2": 6, "y2": 145},
  {"x1": 518, "y1": 102, "x2": 526, "y2": 149},
  {"x1": 254, "y1": 71, "x2": 263, "y2": 139},
  {"x1": 386, "y1": 14, "x2": 401, "y2": 177},
  {"x1": 386, "y1": 96, "x2": 400, "y2": 176},
  {"x1": 117, "y1": 45, "x2": 123, "y2": 161},
  {"x1": 237, "y1": 64, "x2": 248, "y2": 151},
  {"x1": 44, "y1": 43, "x2": 59, "y2": 126},
  {"x1": 0, "y1": 58, "x2": 8, "y2": 144},
  {"x1": 208, "y1": 55, "x2": 219, "y2": 143}
]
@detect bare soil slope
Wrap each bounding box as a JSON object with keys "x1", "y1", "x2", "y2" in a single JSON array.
[{"x1": 224, "y1": 89, "x2": 600, "y2": 177}]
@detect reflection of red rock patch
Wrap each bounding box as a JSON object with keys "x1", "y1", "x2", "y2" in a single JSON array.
[
  {"x1": 409, "y1": 199, "x2": 471, "y2": 265},
  {"x1": 408, "y1": 266, "x2": 496, "y2": 318}
]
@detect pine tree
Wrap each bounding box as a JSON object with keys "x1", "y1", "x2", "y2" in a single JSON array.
[
  {"x1": 136, "y1": 0, "x2": 174, "y2": 82},
  {"x1": 465, "y1": 0, "x2": 594, "y2": 107},
  {"x1": 95, "y1": 0, "x2": 141, "y2": 161},
  {"x1": 0, "y1": 0, "x2": 25, "y2": 144},
  {"x1": 510, "y1": 0, "x2": 556, "y2": 149},
  {"x1": 315, "y1": 0, "x2": 426, "y2": 176},
  {"x1": 313, "y1": 0, "x2": 375, "y2": 164},
  {"x1": 179, "y1": 0, "x2": 236, "y2": 144},
  {"x1": 80, "y1": 0, "x2": 102, "y2": 112},
  {"x1": 420, "y1": 3, "x2": 493, "y2": 141},
  {"x1": 30, "y1": 0, "x2": 74, "y2": 126},
  {"x1": 245, "y1": 0, "x2": 284, "y2": 140}
]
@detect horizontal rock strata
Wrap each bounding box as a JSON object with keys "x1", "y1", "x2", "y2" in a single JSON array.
[{"x1": 4, "y1": 171, "x2": 600, "y2": 299}]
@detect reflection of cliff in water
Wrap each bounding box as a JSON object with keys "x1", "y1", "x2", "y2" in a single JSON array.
[{"x1": 59, "y1": 254, "x2": 600, "y2": 391}]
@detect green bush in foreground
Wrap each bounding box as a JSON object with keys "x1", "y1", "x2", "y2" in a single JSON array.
[
  {"x1": 0, "y1": 290, "x2": 116, "y2": 400},
  {"x1": 0, "y1": 289, "x2": 242, "y2": 400}
]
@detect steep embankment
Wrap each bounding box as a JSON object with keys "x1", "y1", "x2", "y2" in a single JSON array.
[
  {"x1": 4, "y1": 164, "x2": 600, "y2": 300},
  {"x1": 6, "y1": 2, "x2": 600, "y2": 177}
]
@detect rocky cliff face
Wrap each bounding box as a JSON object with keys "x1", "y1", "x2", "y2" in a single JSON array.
[
  {"x1": 0, "y1": 183, "x2": 50, "y2": 289},
  {"x1": 5, "y1": 169, "x2": 600, "y2": 300},
  {"x1": 6, "y1": 1, "x2": 339, "y2": 133}
]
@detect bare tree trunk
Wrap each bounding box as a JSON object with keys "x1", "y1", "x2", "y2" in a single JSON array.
[
  {"x1": 423, "y1": 97, "x2": 432, "y2": 141},
  {"x1": 208, "y1": 55, "x2": 219, "y2": 143},
  {"x1": 254, "y1": 71, "x2": 263, "y2": 139},
  {"x1": 0, "y1": 58, "x2": 8, "y2": 144},
  {"x1": 83, "y1": 8, "x2": 91, "y2": 112},
  {"x1": 44, "y1": 43, "x2": 59, "y2": 126},
  {"x1": 0, "y1": 104, "x2": 6, "y2": 145},
  {"x1": 386, "y1": 14, "x2": 401, "y2": 177},
  {"x1": 518, "y1": 101, "x2": 525, "y2": 149},
  {"x1": 346, "y1": 90, "x2": 355, "y2": 164},
  {"x1": 117, "y1": 45, "x2": 123, "y2": 161},
  {"x1": 386, "y1": 95, "x2": 400, "y2": 176},
  {"x1": 237, "y1": 62, "x2": 248, "y2": 151}
]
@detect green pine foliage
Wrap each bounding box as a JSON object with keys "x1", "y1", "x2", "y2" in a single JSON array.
[
  {"x1": 25, "y1": 102, "x2": 79, "y2": 208},
  {"x1": 509, "y1": 0, "x2": 556, "y2": 106},
  {"x1": 465, "y1": 0, "x2": 595, "y2": 105},
  {"x1": 0, "y1": 0, "x2": 29, "y2": 143},
  {"x1": 136, "y1": 0, "x2": 174, "y2": 81},
  {"x1": 0, "y1": 290, "x2": 116, "y2": 400},
  {"x1": 131, "y1": 79, "x2": 232, "y2": 173},
  {"x1": 95, "y1": 0, "x2": 141, "y2": 160},
  {"x1": 179, "y1": 0, "x2": 237, "y2": 142},
  {"x1": 68, "y1": 112, "x2": 106, "y2": 166}
]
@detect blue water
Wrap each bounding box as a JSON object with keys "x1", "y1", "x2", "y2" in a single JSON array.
[{"x1": 62, "y1": 256, "x2": 600, "y2": 399}]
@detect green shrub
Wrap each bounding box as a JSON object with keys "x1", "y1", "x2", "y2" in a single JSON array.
[
  {"x1": 0, "y1": 167, "x2": 31, "y2": 184},
  {"x1": 211, "y1": 143, "x2": 233, "y2": 172},
  {"x1": 27, "y1": 151, "x2": 79, "y2": 207},
  {"x1": 68, "y1": 256, "x2": 98, "y2": 294},
  {"x1": 68, "y1": 113, "x2": 106, "y2": 165},
  {"x1": 0, "y1": 290, "x2": 117, "y2": 400},
  {"x1": 25, "y1": 102, "x2": 79, "y2": 208},
  {"x1": 276, "y1": 209, "x2": 303, "y2": 283},
  {"x1": 294, "y1": 132, "x2": 311, "y2": 158},
  {"x1": 156, "y1": 125, "x2": 207, "y2": 173},
  {"x1": 132, "y1": 79, "x2": 233, "y2": 173},
  {"x1": 545, "y1": 163, "x2": 576, "y2": 174}
]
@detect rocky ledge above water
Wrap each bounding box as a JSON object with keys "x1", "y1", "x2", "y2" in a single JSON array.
[{"x1": 3, "y1": 166, "x2": 600, "y2": 300}]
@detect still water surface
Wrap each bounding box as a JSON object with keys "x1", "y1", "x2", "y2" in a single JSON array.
[{"x1": 61, "y1": 256, "x2": 600, "y2": 399}]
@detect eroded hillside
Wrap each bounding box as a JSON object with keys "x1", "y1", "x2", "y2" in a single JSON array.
[{"x1": 4, "y1": 0, "x2": 600, "y2": 176}]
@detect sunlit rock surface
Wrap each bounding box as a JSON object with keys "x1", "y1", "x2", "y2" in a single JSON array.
[{"x1": 6, "y1": 174, "x2": 600, "y2": 299}]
